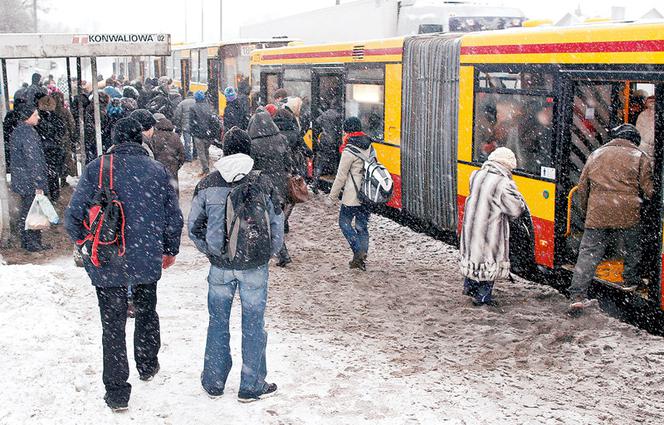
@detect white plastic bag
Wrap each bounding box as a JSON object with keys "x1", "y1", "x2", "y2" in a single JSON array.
[
  {"x1": 36, "y1": 194, "x2": 59, "y2": 225},
  {"x1": 25, "y1": 194, "x2": 58, "y2": 230}
]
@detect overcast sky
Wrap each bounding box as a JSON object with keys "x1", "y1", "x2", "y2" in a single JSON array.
[{"x1": 43, "y1": 0, "x2": 663, "y2": 42}]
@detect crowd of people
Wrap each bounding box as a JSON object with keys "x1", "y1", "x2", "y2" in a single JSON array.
[{"x1": 4, "y1": 71, "x2": 656, "y2": 413}]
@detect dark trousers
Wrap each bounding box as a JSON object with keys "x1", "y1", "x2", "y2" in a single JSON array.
[
  {"x1": 463, "y1": 277, "x2": 495, "y2": 304},
  {"x1": 18, "y1": 193, "x2": 42, "y2": 250},
  {"x1": 96, "y1": 283, "x2": 160, "y2": 403},
  {"x1": 569, "y1": 227, "x2": 642, "y2": 300}
]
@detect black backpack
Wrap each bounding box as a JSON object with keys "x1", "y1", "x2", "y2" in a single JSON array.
[
  {"x1": 77, "y1": 154, "x2": 126, "y2": 267},
  {"x1": 224, "y1": 171, "x2": 273, "y2": 269}
]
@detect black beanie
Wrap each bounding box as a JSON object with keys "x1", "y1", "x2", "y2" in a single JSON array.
[
  {"x1": 16, "y1": 102, "x2": 37, "y2": 121},
  {"x1": 112, "y1": 117, "x2": 144, "y2": 145},
  {"x1": 130, "y1": 109, "x2": 156, "y2": 131},
  {"x1": 343, "y1": 116, "x2": 363, "y2": 133},
  {"x1": 223, "y1": 127, "x2": 251, "y2": 156}
]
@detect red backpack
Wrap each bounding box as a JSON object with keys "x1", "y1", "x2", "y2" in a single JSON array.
[{"x1": 77, "y1": 154, "x2": 126, "y2": 267}]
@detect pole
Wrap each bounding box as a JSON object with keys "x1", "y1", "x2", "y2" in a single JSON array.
[
  {"x1": 65, "y1": 57, "x2": 73, "y2": 107},
  {"x1": 90, "y1": 57, "x2": 103, "y2": 159},
  {"x1": 76, "y1": 58, "x2": 85, "y2": 174},
  {"x1": 219, "y1": 0, "x2": 222, "y2": 41},
  {"x1": 1, "y1": 59, "x2": 8, "y2": 108},
  {"x1": 33, "y1": 0, "x2": 38, "y2": 32},
  {"x1": 0, "y1": 60, "x2": 11, "y2": 245}
]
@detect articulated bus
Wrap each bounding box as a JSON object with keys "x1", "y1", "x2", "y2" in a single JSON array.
[
  {"x1": 166, "y1": 40, "x2": 292, "y2": 115},
  {"x1": 250, "y1": 22, "x2": 664, "y2": 316}
]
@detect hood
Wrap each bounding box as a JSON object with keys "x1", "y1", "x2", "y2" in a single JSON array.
[
  {"x1": 347, "y1": 134, "x2": 372, "y2": 150},
  {"x1": 482, "y1": 160, "x2": 512, "y2": 179},
  {"x1": 247, "y1": 111, "x2": 280, "y2": 139},
  {"x1": 273, "y1": 113, "x2": 298, "y2": 132},
  {"x1": 214, "y1": 153, "x2": 254, "y2": 183},
  {"x1": 155, "y1": 118, "x2": 174, "y2": 131}
]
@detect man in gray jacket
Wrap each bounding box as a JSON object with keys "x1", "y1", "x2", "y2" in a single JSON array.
[
  {"x1": 188, "y1": 127, "x2": 284, "y2": 402},
  {"x1": 173, "y1": 91, "x2": 196, "y2": 161}
]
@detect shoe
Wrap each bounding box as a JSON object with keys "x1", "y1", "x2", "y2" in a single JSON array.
[
  {"x1": 276, "y1": 257, "x2": 292, "y2": 267},
  {"x1": 139, "y1": 363, "x2": 160, "y2": 382},
  {"x1": 284, "y1": 221, "x2": 290, "y2": 234},
  {"x1": 104, "y1": 394, "x2": 128, "y2": 412},
  {"x1": 238, "y1": 383, "x2": 278, "y2": 403},
  {"x1": 127, "y1": 300, "x2": 135, "y2": 319},
  {"x1": 568, "y1": 298, "x2": 599, "y2": 314},
  {"x1": 472, "y1": 299, "x2": 498, "y2": 307},
  {"x1": 201, "y1": 381, "x2": 224, "y2": 399}
]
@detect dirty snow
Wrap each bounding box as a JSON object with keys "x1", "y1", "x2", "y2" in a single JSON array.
[{"x1": 1, "y1": 161, "x2": 664, "y2": 424}]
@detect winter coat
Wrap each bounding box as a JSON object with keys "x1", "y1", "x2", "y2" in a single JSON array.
[
  {"x1": 190, "y1": 101, "x2": 219, "y2": 140},
  {"x1": 146, "y1": 87, "x2": 180, "y2": 121},
  {"x1": 3, "y1": 110, "x2": 22, "y2": 169},
  {"x1": 459, "y1": 161, "x2": 526, "y2": 281},
  {"x1": 65, "y1": 142, "x2": 183, "y2": 288},
  {"x1": 248, "y1": 112, "x2": 293, "y2": 204},
  {"x1": 316, "y1": 108, "x2": 343, "y2": 174},
  {"x1": 329, "y1": 134, "x2": 372, "y2": 207},
  {"x1": 223, "y1": 98, "x2": 249, "y2": 131},
  {"x1": 273, "y1": 110, "x2": 312, "y2": 177},
  {"x1": 173, "y1": 97, "x2": 195, "y2": 132},
  {"x1": 9, "y1": 122, "x2": 48, "y2": 196},
  {"x1": 188, "y1": 153, "x2": 285, "y2": 269},
  {"x1": 149, "y1": 118, "x2": 185, "y2": 186},
  {"x1": 23, "y1": 83, "x2": 48, "y2": 106},
  {"x1": 636, "y1": 108, "x2": 655, "y2": 160},
  {"x1": 36, "y1": 111, "x2": 67, "y2": 176},
  {"x1": 577, "y1": 138, "x2": 654, "y2": 229}
]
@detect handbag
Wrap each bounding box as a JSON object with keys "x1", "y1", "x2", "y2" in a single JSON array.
[
  {"x1": 25, "y1": 194, "x2": 59, "y2": 230},
  {"x1": 288, "y1": 175, "x2": 309, "y2": 204}
]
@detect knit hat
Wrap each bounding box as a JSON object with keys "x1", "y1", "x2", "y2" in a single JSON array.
[
  {"x1": 264, "y1": 104, "x2": 278, "y2": 117},
  {"x1": 122, "y1": 86, "x2": 139, "y2": 99},
  {"x1": 153, "y1": 112, "x2": 166, "y2": 121},
  {"x1": 223, "y1": 127, "x2": 251, "y2": 156},
  {"x1": 488, "y1": 147, "x2": 517, "y2": 171},
  {"x1": 224, "y1": 87, "x2": 237, "y2": 101},
  {"x1": 130, "y1": 109, "x2": 157, "y2": 131},
  {"x1": 343, "y1": 117, "x2": 363, "y2": 133},
  {"x1": 107, "y1": 98, "x2": 124, "y2": 118},
  {"x1": 37, "y1": 95, "x2": 56, "y2": 112},
  {"x1": 112, "y1": 117, "x2": 144, "y2": 145},
  {"x1": 194, "y1": 90, "x2": 206, "y2": 102},
  {"x1": 16, "y1": 102, "x2": 37, "y2": 120}
]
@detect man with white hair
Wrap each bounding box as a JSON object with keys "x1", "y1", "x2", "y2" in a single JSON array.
[{"x1": 459, "y1": 147, "x2": 526, "y2": 306}]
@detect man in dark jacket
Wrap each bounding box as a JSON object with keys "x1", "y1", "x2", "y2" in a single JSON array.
[
  {"x1": 248, "y1": 111, "x2": 294, "y2": 267},
  {"x1": 188, "y1": 128, "x2": 283, "y2": 402},
  {"x1": 569, "y1": 124, "x2": 654, "y2": 312},
  {"x1": 64, "y1": 117, "x2": 183, "y2": 412},
  {"x1": 223, "y1": 87, "x2": 249, "y2": 131},
  {"x1": 20, "y1": 73, "x2": 48, "y2": 106},
  {"x1": 149, "y1": 114, "x2": 185, "y2": 195},
  {"x1": 10, "y1": 102, "x2": 49, "y2": 252},
  {"x1": 36, "y1": 95, "x2": 66, "y2": 202},
  {"x1": 190, "y1": 91, "x2": 219, "y2": 176}
]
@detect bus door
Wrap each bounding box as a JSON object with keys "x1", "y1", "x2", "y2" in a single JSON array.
[
  {"x1": 260, "y1": 71, "x2": 282, "y2": 106},
  {"x1": 208, "y1": 58, "x2": 221, "y2": 115},
  {"x1": 559, "y1": 72, "x2": 664, "y2": 306},
  {"x1": 311, "y1": 67, "x2": 345, "y2": 182},
  {"x1": 180, "y1": 58, "x2": 191, "y2": 96}
]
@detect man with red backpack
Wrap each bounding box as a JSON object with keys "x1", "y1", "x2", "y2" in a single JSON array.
[{"x1": 65, "y1": 117, "x2": 183, "y2": 412}]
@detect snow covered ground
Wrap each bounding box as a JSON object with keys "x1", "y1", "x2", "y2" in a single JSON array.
[{"x1": 2, "y1": 161, "x2": 664, "y2": 424}]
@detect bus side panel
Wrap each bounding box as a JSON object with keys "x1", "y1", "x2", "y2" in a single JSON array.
[
  {"x1": 456, "y1": 65, "x2": 475, "y2": 236},
  {"x1": 384, "y1": 63, "x2": 402, "y2": 209}
]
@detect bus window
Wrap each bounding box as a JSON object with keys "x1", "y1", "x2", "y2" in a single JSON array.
[
  {"x1": 173, "y1": 51, "x2": 182, "y2": 84},
  {"x1": 283, "y1": 68, "x2": 312, "y2": 103},
  {"x1": 199, "y1": 48, "x2": 208, "y2": 84},
  {"x1": 190, "y1": 49, "x2": 199, "y2": 83},
  {"x1": 473, "y1": 92, "x2": 555, "y2": 176},
  {"x1": 345, "y1": 66, "x2": 385, "y2": 141},
  {"x1": 478, "y1": 70, "x2": 554, "y2": 91}
]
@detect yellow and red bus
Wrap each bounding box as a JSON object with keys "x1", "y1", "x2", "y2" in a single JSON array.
[{"x1": 251, "y1": 22, "x2": 664, "y2": 314}]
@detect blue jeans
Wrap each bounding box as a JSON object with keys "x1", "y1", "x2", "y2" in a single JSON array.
[
  {"x1": 339, "y1": 205, "x2": 370, "y2": 255},
  {"x1": 182, "y1": 131, "x2": 193, "y2": 161},
  {"x1": 201, "y1": 264, "x2": 269, "y2": 396},
  {"x1": 463, "y1": 277, "x2": 494, "y2": 304}
]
